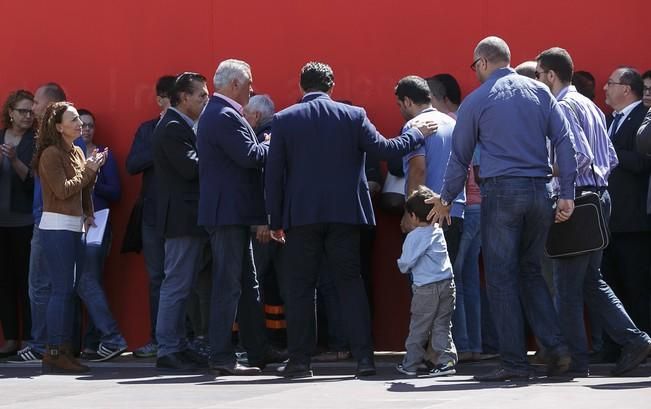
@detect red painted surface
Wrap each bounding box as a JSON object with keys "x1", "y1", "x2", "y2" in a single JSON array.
[{"x1": 1, "y1": 0, "x2": 647, "y2": 349}]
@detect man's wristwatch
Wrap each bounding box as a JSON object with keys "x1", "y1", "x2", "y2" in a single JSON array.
[{"x1": 440, "y1": 198, "x2": 450, "y2": 207}]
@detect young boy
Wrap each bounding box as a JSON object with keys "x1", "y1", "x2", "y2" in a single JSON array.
[{"x1": 396, "y1": 186, "x2": 457, "y2": 376}]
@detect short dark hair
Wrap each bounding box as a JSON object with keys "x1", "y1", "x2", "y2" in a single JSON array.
[
  {"x1": 77, "y1": 108, "x2": 95, "y2": 121},
  {"x1": 170, "y1": 72, "x2": 207, "y2": 106},
  {"x1": 156, "y1": 75, "x2": 176, "y2": 98},
  {"x1": 425, "y1": 74, "x2": 461, "y2": 105},
  {"x1": 395, "y1": 76, "x2": 432, "y2": 105},
  {"x1": 642, "y1": 70, "x2": 651, "y2": 81},
  {"x1": 300, "y1": 62, "x2": 334, "y2": 93},
  {"x1": 536, "y1": 47, "x2": 574, "y2": 83},
  {"x1": 405, "y1": 185, "x2": 435, "y2": 222},
  {"x1": 39, "y1": 82, "x2": 67, "y2": 102},
  {"x1": 572, "y1": 70, "x2": 596, "y2": 100},
  {"x1": 618, "y1": 67, "x2": 643, "y2": 99}
]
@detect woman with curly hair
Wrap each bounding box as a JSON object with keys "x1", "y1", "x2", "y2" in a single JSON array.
[
  {"x1": 34, "y1": 101, "x2": 106, "y2": 374},
  {"x1": 0, "y1": 90, "x2": 36, "y2": 357}
]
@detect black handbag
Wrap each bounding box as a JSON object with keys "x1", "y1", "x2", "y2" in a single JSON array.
[
  {"x1": 544, "y1": 191, "x2": 609, "y2": 258},
  {"x1": 120, "y1": 197, "x2": 144, "y2": 254}
]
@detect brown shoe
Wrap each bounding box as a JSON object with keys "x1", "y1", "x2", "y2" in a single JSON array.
[{"x1": 42, "y1": 345, "x2": 90, "y2": 375}]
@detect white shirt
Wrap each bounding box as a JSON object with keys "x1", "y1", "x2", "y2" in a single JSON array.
[{"x1": 609, "y1": 100, "x2": 642, "y2": 135}]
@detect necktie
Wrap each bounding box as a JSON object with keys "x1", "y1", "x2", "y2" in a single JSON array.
[{"x1": 609, "y1": 113, "x2": 624, "y2": 139}]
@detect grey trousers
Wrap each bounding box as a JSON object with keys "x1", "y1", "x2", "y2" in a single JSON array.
[{"x1": 403, "y1": 278, "x2": 457, "y2": 369}]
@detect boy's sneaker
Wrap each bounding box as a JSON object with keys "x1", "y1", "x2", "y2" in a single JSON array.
[
  {"x1": 396, "y1": 363, "x2": 418, "y2": 376},
  {"x1": 6, "y1": 346, "x2": 43, "y2": 363},
  {"x1": 92, "y1": 343, "x2": 127, "y2": 362},
  {"x1": 133, "y1": 342, "x2": 158, "y2": 358},
  {"x1": 429, "y1": 361, "x2": 456, "y2": 377}
]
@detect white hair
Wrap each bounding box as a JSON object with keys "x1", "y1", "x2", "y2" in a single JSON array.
[
  {"x1": 213, "y1": 59, "x2": 251, "y2": 90},
  {"x1": 245, "y1": 94, "x2": 275, "y2": 122}
]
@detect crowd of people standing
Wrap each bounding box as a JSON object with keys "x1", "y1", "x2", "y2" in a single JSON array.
[{"x1": 1, "y1": 35, "x2": 651, "y2": 382}]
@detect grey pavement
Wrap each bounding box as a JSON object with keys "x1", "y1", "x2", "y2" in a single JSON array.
[{"x1": 0, "y1": 354, "x2": 649, "y2": 409}]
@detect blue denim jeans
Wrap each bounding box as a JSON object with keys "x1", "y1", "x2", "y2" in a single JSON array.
[
  {"x1": 142, "y1": 222, "x2": 165, "y2": 343},
  {"x1": 39, "y1": 229, "x2": 84, "y2": 346},
  {"x1": 77, "y1": 225, "x2": 126, "y2": 350},
  {"x1": 553, "y1": 190, "x2": 650, "y2": 370},
  {"x1": 27, "y1": 225, "x2": 49, "y2": 353},
  {"x1": 451, "y1": 204, "x2": 482, "y2": 353},
  {"x1": 481, "y1": 177, "x2": 566, "y2": 371}
]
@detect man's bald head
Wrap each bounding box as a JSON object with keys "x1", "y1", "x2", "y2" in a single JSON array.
[
  {"x1": 33, "y1": 82, "x2": 67, "y2": 120},
  {"x1": 474, "y1": 36, "x2": 511, "y2": 65}
]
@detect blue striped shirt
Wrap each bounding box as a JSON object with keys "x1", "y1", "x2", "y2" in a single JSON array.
[{"x1": 556, "y1": 86, "x2": 618, "y2": 187}]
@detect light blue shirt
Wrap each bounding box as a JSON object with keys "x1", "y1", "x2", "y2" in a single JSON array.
[
  {"x1": 403, "y1": 108, "x2": 465, "y2": 218},
  {"x1": 556, "y1": 85, "x2": 618, "y2": 187},
  {"x1": 397, "y1": 225, "x2": 453, "y2": 286},
  {"x1": 441, "y1": 67, "x2": 577, "y2": 200},
  {"x1": 168, "y1": 107, "x2": 195, "y2": 129}
]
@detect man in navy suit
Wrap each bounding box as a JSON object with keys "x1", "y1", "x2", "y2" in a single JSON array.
[
  {"x1": 196, "y1": 59, "x2": 270, "y2": 375},
  {"x1": 602, "y1": 67, "x2": 651, "y2": 341},
  {"x1": 152, "y1": 72, "x2": 210, "y2": 371},
  {"x1": 265, "y1": 61, "x2": 436, "y2": 378}
]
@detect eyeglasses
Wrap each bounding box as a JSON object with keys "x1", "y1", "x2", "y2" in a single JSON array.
[
  {"x1": 13, "y1": 108, "x2": 33, "y2": 116},
  {"x1": 81, "y1": 123, "x2": 95, "y2": 129},
  {"x1": 606, "y1": 80, "x2": 628, "y2": 87},
  {"x1": 643, "y1": 86, "x2": 651, "y2": 94},
  {"x1": 534, "y1": 70, "x2": 548, "y2": 79},
  {"x1": 470, "y1": 57, "x2": 482, "y2": 72}
]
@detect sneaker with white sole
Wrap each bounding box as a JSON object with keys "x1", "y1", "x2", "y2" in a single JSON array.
[
  {"x1": 6, "y1": 346, "x2": 43, "y2": 363},
  {"x1": 92, "y1": 343, "x2": 127, "y2": 362},
  {"x1": 396, "y1": 363, "x2": 418, "y2": 376},
  {"x1": 133, "y1": 342, "x2": 158, "y2": 358},
  {"x1": 429, "y1": 361, "x2": 456, "y2": 377}
]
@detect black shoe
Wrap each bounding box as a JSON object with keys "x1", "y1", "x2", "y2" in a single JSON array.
[
  {"x1": 277, "y1": 361, "x2": 313, "y2": 378},
  {"x1": 611, "y1": 339, "x2": 651, "y2": 376},
  {"x1": 156, "y1": 352, "x2": 199, "y2": 372},
  {"x1": 356, "y1": 357, "x2": 376, "y2": 377},
  {"x1": 211, "y1": 361, "x2": 261, "y2": 376},
  {"x1": 248, "y1": 347, "x2": 289, "y2": 370},
  {"x1": 182, "y1": 349, "x2": 209, "y2": 368},
  {"x1": 474, "y1": 367, "x2": 533, "y2": 382},
  {"x1": 546, "y1": 346, "x2": 571, "y2": 376}
]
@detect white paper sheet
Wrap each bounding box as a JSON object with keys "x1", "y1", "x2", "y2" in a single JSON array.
[{"x1": 86, "y1": 208, "x2": 109, "y2": 246}]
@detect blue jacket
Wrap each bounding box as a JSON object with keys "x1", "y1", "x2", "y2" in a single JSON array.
[
  {"x1": 89, "y1": 144, "x2": 120, "y2": 211},
  {"x1": 196, "y1": 95, "x2": 268, "y2": 227},
  {"x1": 265, "y1": 92, "x2": 425, "y2": 230},
  {"x1": 126, "y1": 117, "x2": 159, "y2": 226}
]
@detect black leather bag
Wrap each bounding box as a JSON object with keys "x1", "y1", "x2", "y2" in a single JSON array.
[
  {"x1": 120, "y1": 197, "x2": 143, "y2": 254},
  {"x1": 544, "y1": 192, "x2": 609, "y2": 258}
]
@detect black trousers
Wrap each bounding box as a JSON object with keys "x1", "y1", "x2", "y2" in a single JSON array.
[
  {"x1": 282, "y1": 223, "x2": 373, "y2": 364},
  {"x1": 0, "y1": 225, "x2": 33, "y2": 340}
]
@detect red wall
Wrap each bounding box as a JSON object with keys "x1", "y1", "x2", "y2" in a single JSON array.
[{"x1": 1, "y1": 0, "x2": 648, "y2": 349}]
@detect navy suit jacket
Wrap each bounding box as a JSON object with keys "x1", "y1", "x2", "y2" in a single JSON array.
[
  {"x1": 152, "y1": 109, "x2": 204, "y2": 238},
  {"x1": 265, "y1": 93, "x2": 425, "y2": 230},
  {"x1": 607, "y1": 102, "x2": 651, "y2": 232},
  {"x1": 196, "y1": 95, "x2": 268, "y2": 227}
]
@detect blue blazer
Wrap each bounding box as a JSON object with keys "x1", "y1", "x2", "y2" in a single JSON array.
[
  {"x1": 196, "y1": 95, "x2": 268, "y2": 227},
  {"x1": 265, "y1": 93, "x2": 424, "y2": 230}
]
